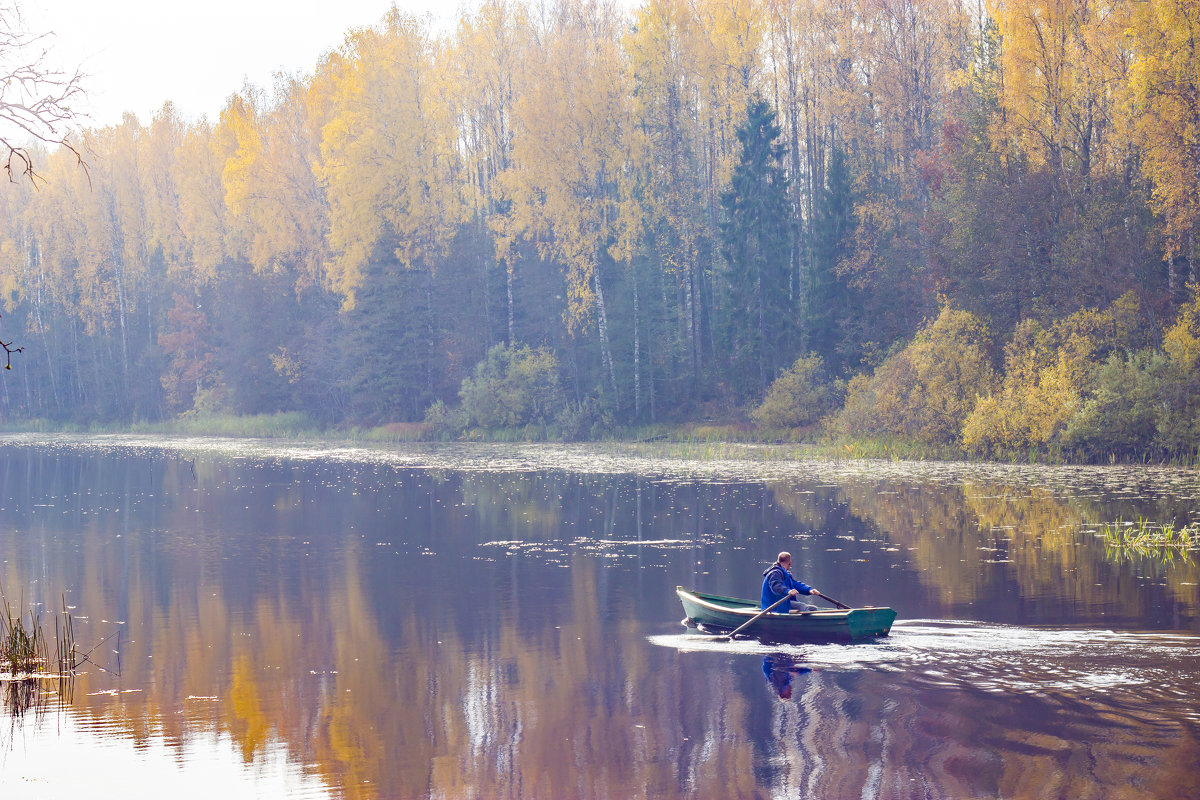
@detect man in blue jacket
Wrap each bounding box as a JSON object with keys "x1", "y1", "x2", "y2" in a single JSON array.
[{"x1": 761, "y1": 551, "x2": 823, "y2": 613}]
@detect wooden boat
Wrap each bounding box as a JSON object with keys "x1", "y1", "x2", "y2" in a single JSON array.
[{"x1": 677, "y1": 587, "x2": 897, "y2": 643}]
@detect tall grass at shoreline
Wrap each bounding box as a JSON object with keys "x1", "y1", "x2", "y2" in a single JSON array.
[
  {"x1": 0, "y1": 412, "x2": 323, "y2": 439},
  {"x1": 1, "y1": 609, "x2": 47, "y2": 676},
  {"x1": 131, "y1": 412, "x2": 321, "y2": 438},
  {"x1": 3, "y1": 415, "x2": 1200, "y2": 466}
]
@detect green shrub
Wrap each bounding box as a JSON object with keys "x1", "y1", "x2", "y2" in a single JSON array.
[
  {"x1": 459, "y1": 343, "x2": 565, "y2": 428},
  {"x1": 423, "y1": 400, "x2": 468, "y2": 439},
  {"x1": 1063, "y1": 350, "x2": 1164, "y2": 459},
  {"x1": 1058, "y1": 291, "x2": 1200, "y2": 459},
  {"x1": 966, "y1": 293, "x2": 1188, "y2": 459},
  {"x1": 1153, "y1": 294, "x2": 1200, "y2": 455},
  {"x1": 550, "y1": 398, "x2": 611, "y2": 442},
  {"x1": 751, "y1": 353, "x2": 837, "y2": 429}
]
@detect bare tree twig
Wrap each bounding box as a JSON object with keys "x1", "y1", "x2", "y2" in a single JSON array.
[
  {"x1": 0, "y1": 312, "x2": 22, "y2": 370},
  {"x1": 0, "y1": 2, "x2": 88, "y2": 186},
  {"x1": 0, "y1": 5, "x2": 87, "y2": 374}
]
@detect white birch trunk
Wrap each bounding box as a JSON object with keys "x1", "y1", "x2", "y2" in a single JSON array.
[
  {"x1": 632, "y1": 266, "x2": 641, "y2": 418},
  {"x1": 593, "y1": 253, "x2": 616, "y2": 398},
  {"x1": 506, "y1": 257, "x2": 516, "y2": 345}
]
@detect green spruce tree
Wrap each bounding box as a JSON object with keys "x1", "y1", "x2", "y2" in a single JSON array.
[
  {"x1": 719, "y1": 96, "x2": 796, "y2": 402},
  {"x1": 809, "y1": 143, "x2": 855, "y2": 372}
]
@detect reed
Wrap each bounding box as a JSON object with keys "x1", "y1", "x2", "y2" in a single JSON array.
[
  {"x1": 0, "y1": 598, "x2": 79, "y2": 718},
  {"x1": 800, "y1": 436, "x2": 960, "y2": 462},
  {"x1": 146, "y1": 411, "x2": 321, "y2": 438},
  {"x1": 0, "y1": 609, "x2": 45, "y2": 676},
  {"x1": 1097, "y1": 518, "x2": 1199, "y2": 562},
  {"x1": 0, "y1": 600, "x2": 75, "y2": 678}
]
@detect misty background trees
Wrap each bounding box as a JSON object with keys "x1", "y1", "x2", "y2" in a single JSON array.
[{"x1": 1, "y1": 0, "x2": 1199, "y2": 458}]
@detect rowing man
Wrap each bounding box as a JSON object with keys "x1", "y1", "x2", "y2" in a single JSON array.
[{"x1": 761, "y1": 551, "x2": 823, "y2": 613}]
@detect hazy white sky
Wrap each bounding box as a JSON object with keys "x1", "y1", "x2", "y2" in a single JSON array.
[{"x1": 21, "y1": 0, "x2": 458, "y2": 128}]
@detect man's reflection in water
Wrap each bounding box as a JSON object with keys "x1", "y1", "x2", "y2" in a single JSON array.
[{"x1": 762, "y1": 655, "x2": 811, "y2": 700}]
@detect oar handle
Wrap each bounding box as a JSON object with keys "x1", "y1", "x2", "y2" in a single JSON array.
[{"x1": 814, "y1": 592, "x2": 851, "y2": 610}]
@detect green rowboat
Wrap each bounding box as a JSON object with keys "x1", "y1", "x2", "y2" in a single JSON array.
[{"x1": 677, "y1": 586, "x2": 897, "y2": 643}]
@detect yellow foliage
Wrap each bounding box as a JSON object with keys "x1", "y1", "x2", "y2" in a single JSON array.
[
  {"x1": 963, "y1": 294, "x2": 1167, "y2": 456},
  {"x1": 0, "y1": 170, "x2": 37, "y2": 310},
  {"x1": 962, "y1": 320, "x2": 1086, "y2": 454},
  {"x1": 831, "y1": 305, "x2": 996, "y2": 444},
  {"x1": 619, "y1": 0, "x2": 760, "y2": 310},
  {"x1": 216, "y1": 80, "x2": 329, "y2": 291},
  {"x1": 143, "y1": 104, "x2": 193, "y2": 279},
  {"x1": 448, "y1": 0, "x2": 530, "y2": 219},
  {"x1": 317, "y1": 10, "x2": 466, "y2": 308},
  {"x1": 1128, "y1": 0, "x2": 1200, "y2": 250},
  {"x1": 0, "y1": 238, "x2": 20, "y2": 307},
  {"x1": 63, "y1": 120, "x2": 153, "y2": 335},
  {"x1": 176, "y1": 119, "x2": 228, "y2": 284},
  {"x1": 218, "y1": 93, "x2": 263, "y2": 221},
  {"x1": 496, "y1": 2, "x2": 635, "y2": 332},
  {"x1": 990, "y1": 0, "x2": 1131, "y2": 179},
  {"x1": 270, "y1": 347, "x2": 304, "y2": 385},
  {"x1": 1163, "y1": 287, "x2": 1200, "y2": 370}
]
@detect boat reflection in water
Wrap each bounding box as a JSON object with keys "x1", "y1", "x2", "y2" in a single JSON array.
[{"x1": 762, "y1": 654, "x2": 811, "y2": 700}]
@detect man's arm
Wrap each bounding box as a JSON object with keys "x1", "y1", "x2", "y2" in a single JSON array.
[{"x1": 789, "y1": 574, "x2": 816, "y2": 595}]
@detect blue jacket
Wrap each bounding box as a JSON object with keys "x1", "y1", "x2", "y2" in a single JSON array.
[{"x1": 761, "y1": 563, "x2": 814, "y2": 611}]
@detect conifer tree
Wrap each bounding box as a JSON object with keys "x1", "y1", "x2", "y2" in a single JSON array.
[
  {"x1": 719, "y1": 95, "x2": 795, "y2": 401},
  {"x1": 808, "y1": 143, "x2": 854, "y2": 371}
]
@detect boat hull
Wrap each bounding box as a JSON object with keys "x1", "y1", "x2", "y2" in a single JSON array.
[{"x1": 677, "y1": 587, "x2": 896, "y2": 643}]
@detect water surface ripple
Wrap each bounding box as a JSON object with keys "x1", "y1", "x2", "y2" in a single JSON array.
[{"x1": 0, "y1": 434, "x2": 1197, "y2": 799}]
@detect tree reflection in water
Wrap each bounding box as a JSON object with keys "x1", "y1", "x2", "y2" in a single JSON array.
[{"x1": 0, "y1": 438, "x2": 1197, "y2": 798}]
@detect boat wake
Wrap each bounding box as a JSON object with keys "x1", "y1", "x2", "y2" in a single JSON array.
[{"x1": 650, "y1": 620, "x2": 1200, "y2": 721}]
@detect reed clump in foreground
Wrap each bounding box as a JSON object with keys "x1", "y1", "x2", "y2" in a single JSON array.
[
  {"x1": 0, "y1": 603, "x2": 80, "y2": 677},
  {"x1": 1098, "y1": 519, "x2": 1199, "y2": 563},
  {"x1": 0, "y1": 600, "x2": 79, "y2": 718}
]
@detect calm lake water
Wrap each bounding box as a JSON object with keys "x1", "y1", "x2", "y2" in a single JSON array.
[{"x1": 0, "y1": 434, "x2": 1198, "y2": 799}]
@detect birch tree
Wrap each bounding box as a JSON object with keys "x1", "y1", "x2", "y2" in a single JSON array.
[
  {"x1": 499, "y1": 0, "x2": 629, "y2": 400},
  {"x1": 448, "y1": 0, "x2": 527, "y2": 345},
  {"x1": 316, "y1": 9, "x2": 464, "y2": 308},
  {"x1": 1127, "y1": 0, "x2": 1200, "y2": 294}
]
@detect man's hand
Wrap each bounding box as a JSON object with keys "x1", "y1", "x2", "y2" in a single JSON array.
[
  {"x1": 788, "y1": 589, "x2": 799, "y2": 597},
  {"x1": 810, "y1": 589, "x2": 821, "y2": 596}
]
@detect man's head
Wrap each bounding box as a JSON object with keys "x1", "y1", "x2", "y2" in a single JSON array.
[{"x1": 777, "y1": 552, "x2": 792, "y2": 568}]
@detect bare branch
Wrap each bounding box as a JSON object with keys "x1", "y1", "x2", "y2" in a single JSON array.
[
  {"x1": 1, "y1": 312, "x2": 21, "y2": 369},
  {"x1": 0, "y1": 2, "x2": 88, "y2": 184}
]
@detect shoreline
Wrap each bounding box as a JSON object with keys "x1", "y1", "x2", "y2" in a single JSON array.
[{"x1": 0, "y1": 416, "x2": 1195, "y2": 468}]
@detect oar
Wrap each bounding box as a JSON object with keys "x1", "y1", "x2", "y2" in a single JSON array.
[
  {"x1": 713, "y1": 594, "x2": 793, "y2": 642},
  {"x1": 813, "y1": 591, "x2": 851, "y2": 610}
]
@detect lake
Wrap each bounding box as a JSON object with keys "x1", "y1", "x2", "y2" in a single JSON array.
[{"x1": 0, "y1": 434, "x2": 1198, "y2": 799}]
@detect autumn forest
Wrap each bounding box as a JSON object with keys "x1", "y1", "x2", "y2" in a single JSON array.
[{"x1": 2, "y1": 0, "x2": 1200, "y2": 459}]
